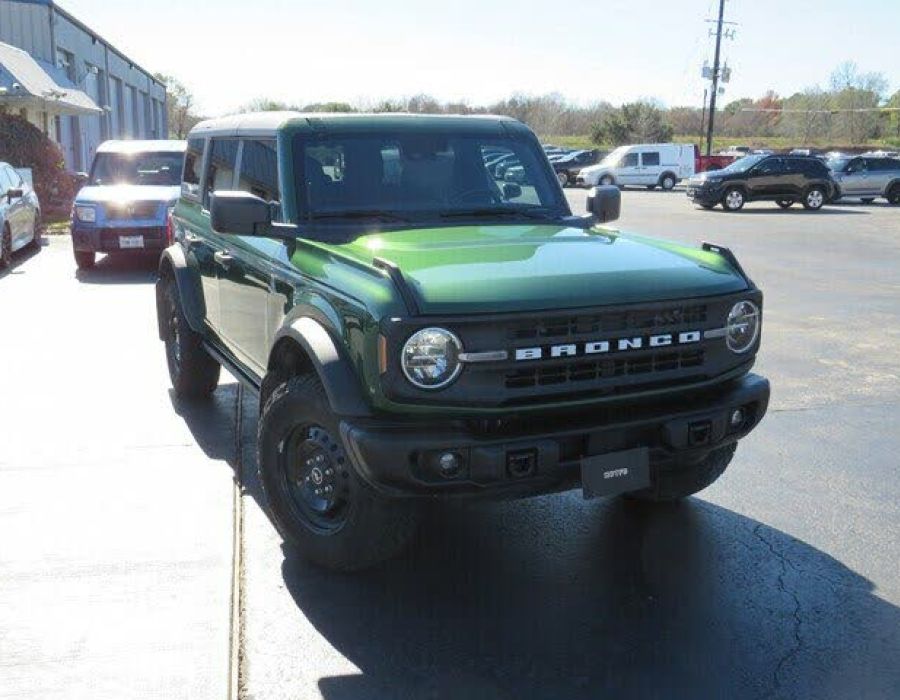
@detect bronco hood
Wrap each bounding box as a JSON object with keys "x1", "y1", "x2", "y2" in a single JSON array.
[
  {"x1": 75, "y1": 184, "x2": 181, "y2": 204},
  {"x1": 314, "y1": 224, "x2": 749, "y2": 315}
]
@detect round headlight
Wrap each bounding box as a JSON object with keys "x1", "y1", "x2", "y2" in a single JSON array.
[
  {"x1": 726, "y1": 301, "x2": 760, "y2": 354},
  {"x1": 401, "y1": 327, "x2": 462, "y2": 390}
]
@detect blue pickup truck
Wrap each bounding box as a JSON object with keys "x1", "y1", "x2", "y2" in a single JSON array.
[{"x1": 71, "y1": 140, "x2": 186, "y2": 270}]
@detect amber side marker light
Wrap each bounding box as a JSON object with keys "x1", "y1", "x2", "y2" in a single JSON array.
[{"x1": 378, "y1": 334, "x2": 388, "y2": 375}]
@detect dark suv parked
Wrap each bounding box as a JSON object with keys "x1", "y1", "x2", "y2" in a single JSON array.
[{"x1": 686, "y1": 154, "x2": 835, "y2": 211}]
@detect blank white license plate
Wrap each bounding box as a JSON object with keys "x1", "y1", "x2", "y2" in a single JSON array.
[{"x1": 119, "y1": 235, "x2": 144, "y2": 249}]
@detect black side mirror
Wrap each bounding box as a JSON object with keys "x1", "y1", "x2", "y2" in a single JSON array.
[
  {"x1": 587, "y1": 185, "x2": 620, "y2": 224},
  {"x1": 7, "y1": 188, "x2": 24, "y2": 201},
  {"x1": 210, "y1": 191, "x2": 272, "y2": 235},
  {"x1": 502, "y1": 183, "x2": 522, "y2": 200}
]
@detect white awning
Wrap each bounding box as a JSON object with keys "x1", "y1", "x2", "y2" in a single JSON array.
[{"x1": 0, "y1": 41, "x2": 102, "y2": 116}]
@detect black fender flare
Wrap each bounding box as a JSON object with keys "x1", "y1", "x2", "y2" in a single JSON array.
[
  {"x1": 271, "y1": 317, "x2": 371, "y2": 417},
  {"x1": 156, "y1": 245, "x2": 206, "y2": 339}
]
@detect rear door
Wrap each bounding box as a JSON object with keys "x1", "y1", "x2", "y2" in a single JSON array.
[
  {"x1": 866, "y1": 158, "x2": 896, "y2": 196},
  {"x1": 176, "y1": 137, "x2": 225, "y2": 336},
  {"x1": 216, "y1": 137, "x2": 283, "y2": 374},
  {"x1": 638, "y1": 151, "x2": 662, "y2": 185}
]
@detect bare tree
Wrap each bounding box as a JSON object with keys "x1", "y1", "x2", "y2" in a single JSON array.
[{"x1": 153, "y1": 73, "x2": 200, "y2": 139}]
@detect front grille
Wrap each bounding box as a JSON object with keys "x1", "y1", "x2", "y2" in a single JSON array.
[
  {"x1": 508, "y1": 304, "x2": 708, "y2": 341},
  {"x1": 505, "y1": 349, "x2": 705, "y2": 389},
  {"x1": 382, "y1": 292, "x2": 759, "y2": 409},
  {"x1": 103, "y1": 201, "x2": 160, "y2": 220}
]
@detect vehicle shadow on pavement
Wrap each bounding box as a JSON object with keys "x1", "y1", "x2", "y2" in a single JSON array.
[
  {"x1": 0, "y1": 244, "x2": 40, "y2": 281},
  {"x1": 168, "y1": 384, "x2": 900, "y2": 700},
  {"x1": 75, "y1": 253, "x2": 159, "y2": 285},
  {"x1": 705, "y1": 207, "x2": 868, "y2": 216},
  {"x1": 285, "y1": 498, "x2": 900, "y2": 700}
]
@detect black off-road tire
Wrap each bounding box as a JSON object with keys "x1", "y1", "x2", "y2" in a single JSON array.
[
  {"x1": 74, "y1": 250, "x2": 95, "y2": 270},
  {"x1": 0, "y1": 225, "x2": 11, "y2": 269},
  {"x1": 258, "y1": 374, "x2": 420, "y2": 571},
  {"x1": 162, "y1": 276, "x2": 220, "y2": 399},
  {"x1": 627, "y1": 443, "x2": 736, "y2": 503},
  {"x1": 776, "y1": 199, "x2": 794, "y2": 209},
  {"x1": 860, "y1": 198, "x2": 875, "y2": 204},
  {"x1": 599, "y1": 175, "x2": 615, "y2": 186}
]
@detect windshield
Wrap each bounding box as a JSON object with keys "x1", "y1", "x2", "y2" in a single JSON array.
[
  {"x1": 293, "y1": 132, "x2": 565, "y2": 222},
  {"x1": 90, "y1": 152, "x2": 184, "y2": 186},
  {"x1": 599, "y1": 146, "x2": 629, "y2": 168},
  {"x1": 719, "y1": 154, "x2": 767, "y2": 173}
]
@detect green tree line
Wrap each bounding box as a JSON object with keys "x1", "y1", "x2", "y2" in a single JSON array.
[{"x1": 156, "y1": 62, "x2": 899, "y2": 148}]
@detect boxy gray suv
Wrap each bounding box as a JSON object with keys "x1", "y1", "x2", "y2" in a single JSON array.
[{"x1": 830, "y1": 156, "x2": 900, "y2": 204}]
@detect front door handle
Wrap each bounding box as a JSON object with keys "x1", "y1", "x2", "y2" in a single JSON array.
[{"x1": 214, "y1": 251, "x2": 234, "y2": 266}]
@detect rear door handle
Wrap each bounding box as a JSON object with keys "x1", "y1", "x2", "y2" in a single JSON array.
[{"x1": 214, "y1": 251, "x2": 234, "y2": 266}]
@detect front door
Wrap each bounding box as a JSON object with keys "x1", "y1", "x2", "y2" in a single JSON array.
[
  {"x1": 840, "y1": 158, "x2": 869, "y2": 196},
  {"x1": 748, "y1": 157, "x2": 787, "y2": 198},
  {"x1": 615, "y1": 152, "x2": 641, "y2": 185}
]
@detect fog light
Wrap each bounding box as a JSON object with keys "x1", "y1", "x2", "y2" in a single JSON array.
[
  {"x1": 437, "y1": 452, "x2": 461, "y2": 478},
  {"x1": 730, "y1": 408, "x2": 746, "y2": 428}
]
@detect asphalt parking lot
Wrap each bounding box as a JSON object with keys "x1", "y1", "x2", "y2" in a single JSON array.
[{"x1": 1, "y1": 191, "x2": 898, "y2": 700}]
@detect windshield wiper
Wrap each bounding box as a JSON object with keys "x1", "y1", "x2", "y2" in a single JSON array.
[
  {"x1": 309, "y1": 210, "x2": 410, "y2": 223},
  {"x1": 440, "y1": 207, "x2": 557, "y2": 221}
]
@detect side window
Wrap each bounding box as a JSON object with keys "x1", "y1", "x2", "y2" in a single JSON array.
[
  {"x1": 237, "y1": 139, "x2": 281, "y2": 220},
  {"x1": 621, "y1": 152, "x2": 639, "y2": 168},
  {"x1": 204, "y1": 138, "x2": 239, "y2": 208},
  {"x1": 846, "y1": 158, "x2": 865, "y2": 174},
  {"x1": 0, "y1": 167, "x2": 12, "y2": 191},
  {"x1": 641, "y1": 152, "x2": 661, "y2": 167},
  {"x1": 755, "y1": 158, "x2": 783, "y2": 175},
  {"x1": 182, "y1": 137, "x2": 205, "y2": 199}
]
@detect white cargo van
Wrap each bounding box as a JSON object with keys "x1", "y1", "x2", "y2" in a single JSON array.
[{"x1": 577, "y1": 143, "x2": 696, "y2": 189}]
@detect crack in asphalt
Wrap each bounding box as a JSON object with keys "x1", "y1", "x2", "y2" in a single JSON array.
[{"x1": 753, "y1": 523, "x2": 804, "y2": 700}]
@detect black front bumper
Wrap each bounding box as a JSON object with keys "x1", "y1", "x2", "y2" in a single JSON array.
[
  {"x1": 686, "y1": 184, "x2": 723, "y2": 206},
  {"x1": 341, "y1": 373, "x2": 770, "y2": 499}
]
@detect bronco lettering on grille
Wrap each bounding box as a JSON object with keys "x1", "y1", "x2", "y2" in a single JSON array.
[{"x1": 514, "y1": 331, "x2": 702, "y2": 361}]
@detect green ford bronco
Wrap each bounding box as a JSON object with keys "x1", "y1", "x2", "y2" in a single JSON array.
[{"x1": 156, "y1": 112, "x2": 769, "y2": 570}]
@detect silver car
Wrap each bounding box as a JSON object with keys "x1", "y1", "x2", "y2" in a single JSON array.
[
  {"x1": 0, "y1": 161, "x2": 41, "y2": 268},
  {"x1": 830, "y1": 156, "x2": 900, "y2": 205}
]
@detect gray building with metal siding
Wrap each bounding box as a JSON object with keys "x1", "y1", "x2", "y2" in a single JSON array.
[{"x1": 0, "y1": 0, "x2": 167, "y2": 171}]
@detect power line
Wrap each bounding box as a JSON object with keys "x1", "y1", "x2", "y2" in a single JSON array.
[{"x1": 742, "y1": 107, "x2": 900, "y2": 114}]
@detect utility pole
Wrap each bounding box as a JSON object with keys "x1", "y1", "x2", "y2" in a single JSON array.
[
  {"x1": 700, "y1": 88, "x2": 708, "y2": 138},
  {"x1": 705, "y1": 0, "x2": 726, "y2": 156}
]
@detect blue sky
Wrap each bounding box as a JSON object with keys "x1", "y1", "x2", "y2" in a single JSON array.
[{"x1": 61, "y1": 0, "x2": 900, "y2": 116}]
